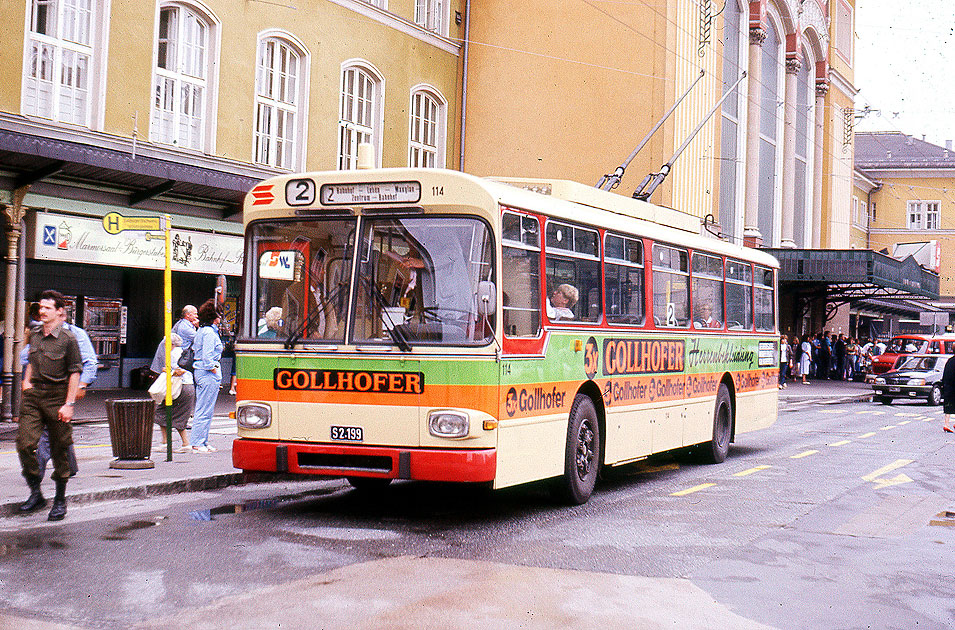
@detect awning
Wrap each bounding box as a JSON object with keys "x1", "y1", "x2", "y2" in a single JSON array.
[
  {"x1": 764, "y1": 248, "x2": 940, "y2": 301},
  {"x1": 0, "y1": 114, "x2": 277, "y2": 219}
]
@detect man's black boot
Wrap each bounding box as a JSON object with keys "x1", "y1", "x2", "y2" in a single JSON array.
[
  {"x1": 19, "y1": 475, "x2": 46, "y2": 513},
  {"x1": 47, "y1": 480, "x2": 67, "y2": 521}
]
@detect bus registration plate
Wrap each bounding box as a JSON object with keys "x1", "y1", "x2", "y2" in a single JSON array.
[{"x1": 331, "y1": 426, "x2": 363, "y2": 442}]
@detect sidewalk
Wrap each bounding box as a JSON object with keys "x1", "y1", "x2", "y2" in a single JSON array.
[
  {"x1": 0, "y1": 387, "x2": 331, "y2": 517},
  {"x1": 0, "y1": 380, "x2": 875, "y2": 517},
  {"x1": 777, "y1": 376, "x2": 874, "y2": 404}
]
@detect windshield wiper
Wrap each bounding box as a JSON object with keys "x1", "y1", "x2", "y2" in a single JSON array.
[
  {"x1": 284, "y1": 282, "x2": 348, "y2": 349},
  {"x1": 358, "y1": 275, "x2": 412, "y2": 352}
]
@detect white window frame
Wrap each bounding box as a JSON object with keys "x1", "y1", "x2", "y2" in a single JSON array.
[
  {"x1": 254, "y1": 30, "x2": 309, "y2": 171},
  {"x1": 149, "y1": 1, "x2": 220, "y2": 152},
  {"x1": 414, "y1": 0, "x2": 448, "y2": 36},
  {"x1": 907, "y1": 200, "x2": 941, "y2": 230},
  {"x1": 408, "y1": 85, "x2": 447, "y2": 168},
  {"x1": 22, "y1": 0, "x2": 110, "y2": 128},
  {"x1": 338, "y1": 60, "x2": 384, "y2": 170}
]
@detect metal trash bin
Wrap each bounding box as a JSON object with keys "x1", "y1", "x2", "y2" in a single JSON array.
[{"x1": 106, "y1": 398, "x2": 156, "y2": 470}]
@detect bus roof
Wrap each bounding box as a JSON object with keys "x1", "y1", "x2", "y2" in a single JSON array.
[{"x1": 245, "y1": 168, "x2": 779, "y2": 268}]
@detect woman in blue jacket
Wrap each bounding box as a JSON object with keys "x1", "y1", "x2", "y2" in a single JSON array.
[{"x1": 191, "y1": 299, "x2": 224, "y2": 452}]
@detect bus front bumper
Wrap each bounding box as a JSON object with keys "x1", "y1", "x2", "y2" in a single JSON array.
[{"x1": 233, "y1": 438, "x2": 497, "y2": 483}]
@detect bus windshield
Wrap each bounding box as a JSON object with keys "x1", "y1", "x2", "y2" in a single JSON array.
[{"x1": 248, "y1": 215, "x2": 495, "y2": 347}]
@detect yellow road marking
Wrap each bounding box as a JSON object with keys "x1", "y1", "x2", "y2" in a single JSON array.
[
  {"x1": 871, "y1": 474, "x2": 913, "y2": 489},
  {"x1": 733, "y1": 465, "x2": 772, "y2": 477},
  {"x1": 898, "y1": 420, "x2": 911, "y2": 425},
  {"x1": 862, "y1": 459, "x2": 914, "y2": 482},
  {"x1": 879, "y1": 425, "x2": 898, "y2": 431},
  {"x1": 670, "y1": 483, "x2": 715, "y2": 496},
  {"x1": 894, "y1": 412, "x2": 919, "y2": 417},
  {"x1": 828, "y1": 440, "x2": 851, "y2": 447},
  {"x1": 790, "y1": 450, "x2": 818, "y2": 459},
  {"x1": 858, "y1": 432, "x2": 877, "y2": 438}
]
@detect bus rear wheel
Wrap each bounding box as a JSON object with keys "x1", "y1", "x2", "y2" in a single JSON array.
[
  {"x1": 552, "y1": 395, "x2": 600, "y2": 505},
  {"x1": 701, "y1": 383, "x2": 732, "y2": 464}
]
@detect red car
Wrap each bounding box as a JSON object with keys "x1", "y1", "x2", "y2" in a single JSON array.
[{"x1": 870, "y1": 334, "x2": 955, "y2": 375}]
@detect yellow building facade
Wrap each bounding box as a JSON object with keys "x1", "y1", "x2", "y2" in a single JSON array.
[
  {"x1": 855, "y1": 132, "x2": 955, "y2": 298},
  {"x1": 0, "y1": 0, "x2": 875, "y2": 397},
  {"x1": 0, "y1": 0, "x2": 466, "y2": 396}
]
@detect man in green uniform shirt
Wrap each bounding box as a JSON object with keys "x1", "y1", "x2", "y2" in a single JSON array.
[{"x1": 17, "y1": 290, "x2": 82, "y2": 521}]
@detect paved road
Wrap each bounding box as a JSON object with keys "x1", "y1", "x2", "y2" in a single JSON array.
[{"x1": 1, "y1": 391, "x2": 953, "y2": 629}]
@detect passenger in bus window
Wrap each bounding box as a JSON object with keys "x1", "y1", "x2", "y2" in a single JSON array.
[
  {"x1": 695, "y1": 301, "x2": 721, "y2": 328},
  {"x1": 547, "y1": 284, "x2": 578, "y2": 320},
  {"x1": 258, "y1": 307, "x2": 283, "y2": 339}
]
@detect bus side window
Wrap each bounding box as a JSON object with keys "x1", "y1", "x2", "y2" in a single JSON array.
[
  {"x1": 755, "y1": 265, "x2": 775, "y2": 331},
  {"x1": 725, "y1": 259, "x2": 753, "y2": 330},
  {"x1": 544, "y1": 220, "x2": 601, "y2": 323},
  {"x1": 605, "y1": 233, "x2": 645, "y2": 326},
  {"x1": 501, "y1": 211, "x2": 541, "y2": 337},
  {"x1": 691, "y1": 252, "x2": 724, "y2": 329},
  {"x1": 651, "y1": 243, "x2": 689, "y2": 328}
]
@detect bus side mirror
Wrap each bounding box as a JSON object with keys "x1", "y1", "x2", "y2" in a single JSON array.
[{"x1": 476, "y1": 281, "x2": 496, "y2": 316}]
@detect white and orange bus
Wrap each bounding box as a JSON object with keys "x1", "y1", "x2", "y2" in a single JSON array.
[{"x1": 232, "y1": 168, "x2": 779, "y2": 503}]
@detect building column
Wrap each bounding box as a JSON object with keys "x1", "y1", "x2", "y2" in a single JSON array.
[
  {"x1": 743, "y1": 26, "x2": 766, "y2": 248},
  {"x1": 1, "y1": 187, "x2": 27, "y2": 422},
  {"x1": 811, "y1": 82, "x2": 828, "y2": 248},
  {"x1": 780, "y1": 57, "x2": 800, "y2": 249}
]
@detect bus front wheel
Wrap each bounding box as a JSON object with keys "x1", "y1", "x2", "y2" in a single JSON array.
[
  {"x1": 701, "y1": 383, "x2": 733, "y2": 464},
  {"x1": 553, "y1": 395, "x2": 600, "y2": 505}
]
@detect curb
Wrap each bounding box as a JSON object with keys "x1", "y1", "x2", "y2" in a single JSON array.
[{"x1": 1, "y1": 472, "x2": 334, "y2": 518}]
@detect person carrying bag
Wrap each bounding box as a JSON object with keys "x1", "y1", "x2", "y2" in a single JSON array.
[{"x1": 150, "y1": 333, "x2": 194, "y2": 453}]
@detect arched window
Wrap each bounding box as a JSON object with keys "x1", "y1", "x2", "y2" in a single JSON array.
[
  {"x1": 23, "y1": 0, "x2": 107, "y2": 127},
  {"x1": 255, "y1": 34, "x2": 307, "y2": 170},
  {"x1": 338, "y1": 62, "x2": 382, "y2": 170},
  {"x1": 718, "y1": 0, "x2": 746, "y2": 244},
  {"x1": 408, "y1": 87, "x2": 446, "y2": 168},
  {"x1": 793, "y1": 47, "x2": 815, "y2": 248},
  {"x1": 757, "y1": 15, "x2": 784, "y2": 246},
  {"x1": 151, "y1": 3, "x2": 217, "y2": 151}
]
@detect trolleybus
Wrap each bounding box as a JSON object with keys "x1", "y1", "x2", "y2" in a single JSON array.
[{"x1": 232, "y1": 168, "x2": 779, "y2": 504}]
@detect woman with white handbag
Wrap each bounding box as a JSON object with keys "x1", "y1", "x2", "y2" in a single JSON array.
[{"x1": 149, "y1": 332, "x2": 194, "y2": 452}]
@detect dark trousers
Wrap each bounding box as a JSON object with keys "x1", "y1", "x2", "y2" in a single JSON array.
[{"x1": 17, "y1": 387, "x2": 73, "y2": 481}]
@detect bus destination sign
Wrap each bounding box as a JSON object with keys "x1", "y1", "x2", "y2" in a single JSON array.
[{"x1": 320, "y1": 181, "x2": 421, "y2": 205}]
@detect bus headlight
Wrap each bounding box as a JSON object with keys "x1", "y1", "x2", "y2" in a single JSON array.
[
  {"x1": 429, "y1": 410, "x2": 469, "y2": 438},
  {"x1": 237, "y1": 403, "x2": 272, "y2": 429}
]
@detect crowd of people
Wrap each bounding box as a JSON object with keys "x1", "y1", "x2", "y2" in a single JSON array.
[{"x1": 778, "y1": 331, "x2": 887, "y2": 388}]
